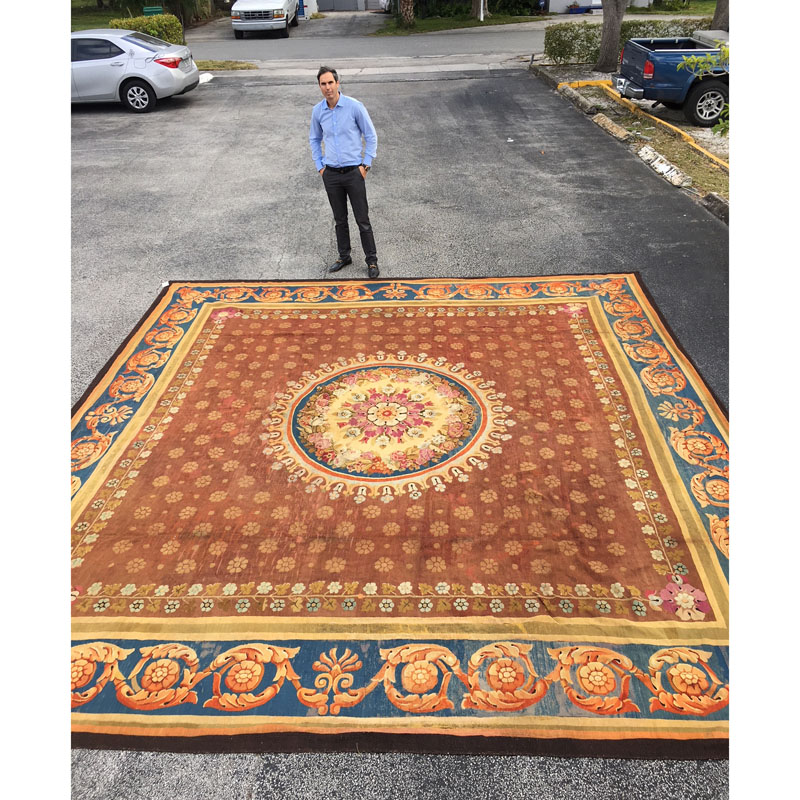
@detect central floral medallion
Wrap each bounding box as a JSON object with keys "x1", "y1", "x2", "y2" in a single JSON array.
[
  {"x1": 293, "y1": 365, "x2": 480, "y2": 478},
  {"x1": 262, "y1": 354, "x2": 513, "y2": 501}
]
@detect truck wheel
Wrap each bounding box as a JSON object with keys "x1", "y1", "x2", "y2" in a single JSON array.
[
  {"x1": 291, "y1": 5, "x2": 299, "y2": 25},
  {"x1": 234, "y1": 30, "x2": 243, "y2": 39},
  {"x1": 280, "y1": 18, "x2": 290, "y2": 37},
  {"x1": 684, "y1": 80, "x2": 728, "y2": 127}
]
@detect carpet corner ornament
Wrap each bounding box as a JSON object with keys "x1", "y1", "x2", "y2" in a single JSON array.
[{"x1": 71, "y1": 276, "x2": 728, "y2": 754}]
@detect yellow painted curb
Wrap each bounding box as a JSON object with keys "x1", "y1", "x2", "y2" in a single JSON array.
[
  {"x1": 556, "y1": 79, "x2": 614, "y2": 90},
  {"x1": 558, "y1": 80, "x2": 729, "y2": 172}
]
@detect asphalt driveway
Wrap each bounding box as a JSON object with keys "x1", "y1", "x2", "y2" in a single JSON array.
[{"x1": 72, "y1": 68, "x2": 727, "y2": 410}]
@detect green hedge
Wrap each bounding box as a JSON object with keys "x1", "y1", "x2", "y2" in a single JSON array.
[
  {"x1": 653, "y1": 0, "x2": 691, "y2": 11},
  {"x1": 412, "y1": 0, "x2": 539, "y2": 19},
  {"x1": 544, "y1": 17, "x2": 713, "y2": 65},
  {"x1": 413, "y1": 0, "x2": 470, "y2": 17},
  {"x1": 491, "y1": 0, "x2": 538, "y2": 14},
  {"x1": 108, "y1": 13, "x2": 184, "y2": 45}
]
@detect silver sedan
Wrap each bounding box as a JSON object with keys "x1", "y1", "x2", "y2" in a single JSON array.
[{"x1": 71, "y1": 29, "x2": 199, "y2": 113}]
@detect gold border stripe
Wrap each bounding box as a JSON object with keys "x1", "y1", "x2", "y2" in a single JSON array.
[
  {"x1": 71, "y1": 712, "x2": 728, "y2": 740},
  {"x1": 72, "y1": 613, "x2": 728, "y2": 645}
]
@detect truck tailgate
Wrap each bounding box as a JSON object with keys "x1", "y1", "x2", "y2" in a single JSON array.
[
  {"x1": 618, "y1": 38, "x2": 722, "y2": 104},
  {"x1": 619, "y1": 39, "x2": 650, "y2": 82}
]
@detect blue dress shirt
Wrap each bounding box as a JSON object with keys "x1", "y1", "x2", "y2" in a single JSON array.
[{"x1": 309, "y1": 94, "x2": 377, "y2": 172}]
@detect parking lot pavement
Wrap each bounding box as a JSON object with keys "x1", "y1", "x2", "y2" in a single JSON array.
[{"x1": 71, "y1": 71, "x2": 728, "y2": 412}]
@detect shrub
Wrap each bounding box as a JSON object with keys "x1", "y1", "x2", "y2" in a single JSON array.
[
  {"x1": 543, "y1": 17, "x2": 713, "y2": 64},
  {"x1": 544, "y1": 21, "x2": 599, "y2": 64},
  {"x1": 109, "y1": 13, "x2": 184, "y2": 44},
  {"x1": 412, "y1": 0, "x2": 538, "y2": 20},
  {"x1": 653, "y1": 0, "x2": 691, "y2": 11},
  {"x1": 413, "y1": 0, "x2": 470, "y2": 17},
  {"x1": 490, "y1": 0, "x2": 538, "y2": 14},
  {"x1": 620, "y1": 17, "x2": 713, "y2": 40}
]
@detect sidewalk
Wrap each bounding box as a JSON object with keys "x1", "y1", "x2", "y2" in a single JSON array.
[{"x1": 198, "y1": 52, "x2": 532, "y2": 77}]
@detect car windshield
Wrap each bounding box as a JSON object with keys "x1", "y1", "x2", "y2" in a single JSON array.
[{"x1": 121, "y1": 32, "x2": 171, "y2": 52}]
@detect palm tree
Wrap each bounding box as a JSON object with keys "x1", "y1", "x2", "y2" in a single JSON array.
[
  {"x1": 163, "y1": 1, "x2": 206, "y2": 25},
  {"x1": 399, "y1": 0, "x2": 414, "y2": 27}
]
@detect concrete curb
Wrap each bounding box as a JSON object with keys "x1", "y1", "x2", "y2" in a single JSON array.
[
  {"x1": 701, "y1": 192, "x2": 729, "y2": 224},
  {"x1": 637, "y1": 144, "x2": 692, "y2": 188},
  {"x1": 529, "y1": 63, "x2": 560, "y2": 90},
  {"x1": 592, "y1": 113, "x2": 631, "y2": 142},
  {"x1": 560, "y1": 85, "x2": 598, "y2": 115}
]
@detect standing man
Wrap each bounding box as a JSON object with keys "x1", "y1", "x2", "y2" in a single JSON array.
[{"x1": 310, "y1": 66, "x2": 380, "y2": 279}]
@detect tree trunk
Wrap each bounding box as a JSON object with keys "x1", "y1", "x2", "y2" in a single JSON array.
[
  {"x1": 593, "y1": 0, "x2": 629, "y2": 73},
  {"x1": 399, "y1": 0, "x2": 414, "y2": 27},
  {"x1": 471, "y1": 0, "x2": 489, "y2": 19},
  {"x1": 711, "y1": 0, "x2": 729, "y2": 31}
]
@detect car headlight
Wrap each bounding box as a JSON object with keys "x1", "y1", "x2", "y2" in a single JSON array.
[
  {"x1": 273, "y1": 10, "x2": 285, "y2": 17},
  {"x1": 231, "y1": 11, "x2": 241, "y2": 18}
]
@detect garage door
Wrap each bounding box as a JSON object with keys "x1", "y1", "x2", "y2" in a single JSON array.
[{"x1": 317, "y1": 0, "x2": 360, "y2": 9}]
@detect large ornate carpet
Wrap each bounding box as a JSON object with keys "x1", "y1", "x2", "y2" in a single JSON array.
[{"x1": 71, "y1": 276, "x2": 728, "y2": 756}]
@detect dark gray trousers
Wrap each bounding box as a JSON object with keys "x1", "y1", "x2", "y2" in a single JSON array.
[{"x1": 322, "y1": 167, "x2": 377, "y2": 265}]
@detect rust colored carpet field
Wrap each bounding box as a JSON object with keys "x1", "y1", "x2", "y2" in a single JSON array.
[{"x1": 71, "y1": 276, "x2": 728, "y2": 756}]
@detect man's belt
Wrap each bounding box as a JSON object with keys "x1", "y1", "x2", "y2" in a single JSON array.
[{"x1": 324, "y1": 165, "x2": 360, "y2": 173}]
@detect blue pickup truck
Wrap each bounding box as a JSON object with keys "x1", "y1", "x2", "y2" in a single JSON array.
[{"x1": 612, "y1": 36, "x2": 728, "y2": 127}]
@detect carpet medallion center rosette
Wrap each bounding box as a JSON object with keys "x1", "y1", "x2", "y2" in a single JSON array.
[
  {"x1": 71, "y1": 277, "x2": 728, "y2": 756},
  {"x1": 267, "y1": 356, "x2": 510, "y2": 500}
]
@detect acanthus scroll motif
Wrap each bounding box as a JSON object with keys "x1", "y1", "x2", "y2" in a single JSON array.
[
  {"x1": 596, "y1": 277, "x2": 729, "y2": 558},
  {"x1": 71, "y1": 640, "x2": 729, "y2": 718}
]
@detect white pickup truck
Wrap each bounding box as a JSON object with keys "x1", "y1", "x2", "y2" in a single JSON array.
[{"x1": 230, "y1": 0, "x2": 300, "y2": 39}]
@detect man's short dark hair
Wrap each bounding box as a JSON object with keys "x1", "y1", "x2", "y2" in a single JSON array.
[{"x1": 317, "y1": 66, "x2": 339, "y2": 83}]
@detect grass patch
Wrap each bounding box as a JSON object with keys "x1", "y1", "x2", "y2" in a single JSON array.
[
  {"x1": 71, "y1": 1, "x2": 224, "y2": 32},
  {"x1": 374, "y1": 14, "x2": 540, "y2": 36},
  {"x1": 627, "y1": 1, "x2": 718, "y2": 17},
  {"x1": 581, "y1": 87, "x2": 728, "y2": 199},
  {"x1": 195, "y1": 60, "x2": 258, "y2": 70}
]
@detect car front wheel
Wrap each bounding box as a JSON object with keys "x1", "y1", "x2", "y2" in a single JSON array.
[
  {"x1": 234, "y1": 29, "x2": 244, "y2": 39},
  {"x1": 121, "y1": 79, "x2": 155, "y2": 113},
  {"x1": 281, "y1": 18, "x2": 290, "y2": 37},
  {"x1": 683, "y1": 79, "x2": 728, "y2": 127},
  {"x1": 291, "y1": 5, "x2": 299, "y2": 25}
]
